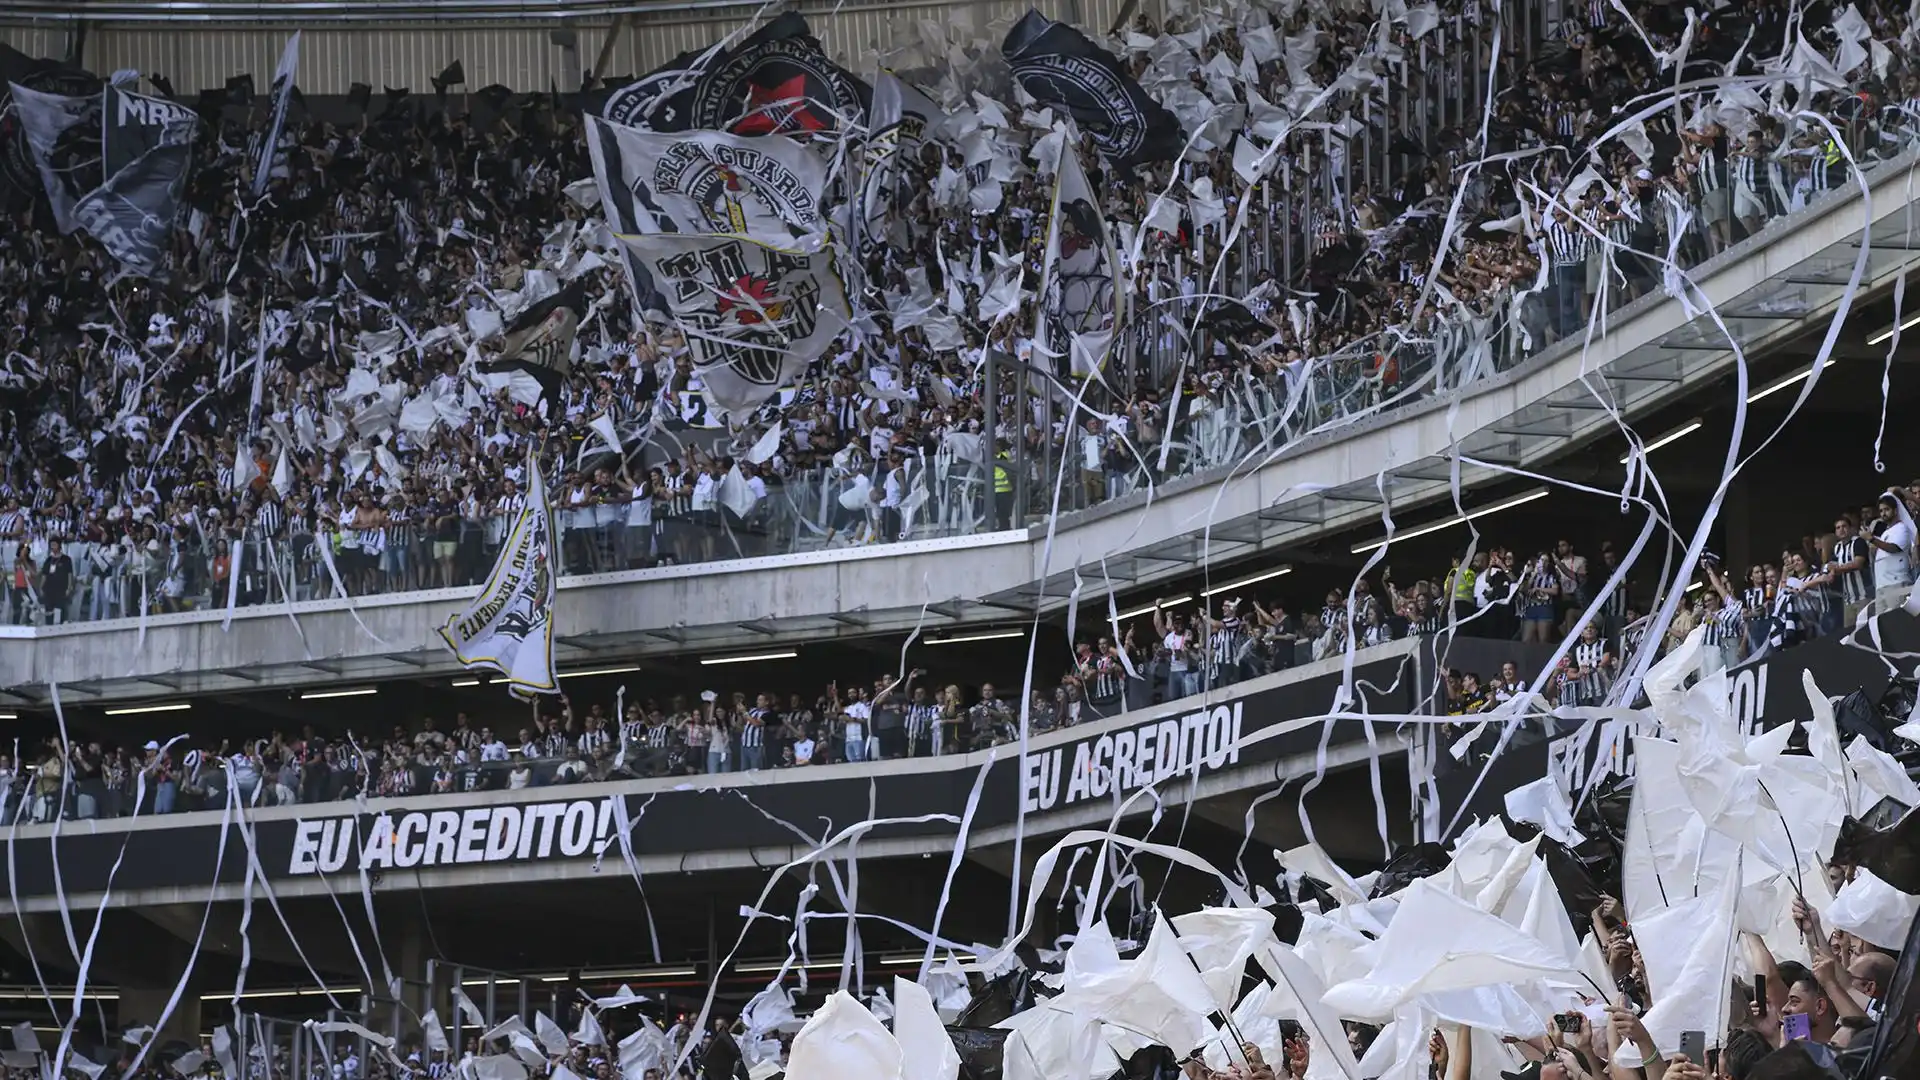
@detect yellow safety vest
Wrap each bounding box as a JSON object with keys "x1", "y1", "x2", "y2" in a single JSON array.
[
  {"x1": 993, "y1": 453, "x2": 1013, "y2": 494},
  {"x1": 1451, "y1": 567, "x2": 1476, "y2": 602},
  {"x1": 1824, "y1": 140, "x2": 1843, "y2": 167}
]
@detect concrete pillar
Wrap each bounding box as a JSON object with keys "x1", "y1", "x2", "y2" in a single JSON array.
[
  {"x1": 365, "y1": 906, "x2": 432, "y2": 1050},
  {"x1": 118, "y1": 979, "x2": 203, "y2": 1045}
]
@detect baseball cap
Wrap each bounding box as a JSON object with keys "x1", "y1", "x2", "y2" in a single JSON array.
[{"x1": 144, "y1": 740, "x2": 160, "y2": 751}]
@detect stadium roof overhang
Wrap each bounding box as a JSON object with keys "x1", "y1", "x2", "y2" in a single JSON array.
[{"x1": 4, "y1": 0, "x2": 682, "y2": 21}]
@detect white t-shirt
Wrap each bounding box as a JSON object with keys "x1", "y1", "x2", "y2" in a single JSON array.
[
  {"x1": 793, "y1": 738, "x2": 816, "y2": 764},
  {"x1": 1875, "y1": 520, "x2": 1915, "y2": 590},
  {"x1": 1164, "y1": 631, "x2": 1190, "y2": 672}
]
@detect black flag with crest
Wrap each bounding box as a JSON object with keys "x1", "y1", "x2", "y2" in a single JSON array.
[
  {"x1": 1002, "y1": 9, "x2": 1182, "y2": 170},
  {"x1": 600, "y1": 49, "x2": 704, "y2": 129},
  {"x1": 600, "y1": 15, "x2": 869, "y2": 135},
  {"x1": 690, "y1": 12, "x2": 871, "y2": 135}
]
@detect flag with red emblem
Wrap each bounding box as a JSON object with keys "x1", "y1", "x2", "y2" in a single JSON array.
[
  {"x1": 602, "y1": 13, "x2": 869, "y2": 137},
  {"x1": 616, "y1": 231, "x2": 849, "y2": 421},
  {"x1": 1036, "y1": 131, "x2": 1123, "y2": 380}
]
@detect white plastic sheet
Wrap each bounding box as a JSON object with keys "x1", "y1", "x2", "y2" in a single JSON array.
[{"x1": 784, "y1": 991, "x2": 900, "y2": 1080}]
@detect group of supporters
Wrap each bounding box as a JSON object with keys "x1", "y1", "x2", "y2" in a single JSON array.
[
  {"x1": 9, "y1": 470, "x2": 1919, "y2": 823},
  {"x1": 1, "y1": 0, "x2": 1910, "y2": 635}
]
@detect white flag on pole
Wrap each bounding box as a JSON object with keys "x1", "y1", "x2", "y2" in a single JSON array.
[{"x1": 436, "y1": 453, "x2": 560, "y2": 698}]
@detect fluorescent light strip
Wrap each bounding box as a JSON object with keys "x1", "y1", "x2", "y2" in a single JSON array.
[
  {"x1": 558, "y1": 666, "x2": 643, "y2": 679},
  {"x1": 579, "y1": 967, "x2": 699, "y2": 980},
  {"x1": 1868, "y1": 313, "x2": 1920, "y2": 347},
  {"x1": 1115, "y1": 595, "x2": 1191, "y2": 621},
  {"x1": 1350, "y1": 488, "x2": 1551, "y2": 554},
  {"x1": 1201, "y1": 565, "x2": 1294, "y2": 597},
  {"x1": 926, "y1": 630, "x2": 1025, "y2": 645},
  {"x1": 1746, "y1": 360, "x2": 1835, "y2": 403},
  {"x1": 300, "y1": 687, "x2": 378, "y2": 700},
  {"x1": 736, "y1": 960, "x2": 845, "y2": 974},
  {"x1": 0, "y1": 712, "x2": 15, "y2": 720},
  {"x1": 1619, "y1": 419, "x2": 1702, "y2": 464},
  {"x1": 451, "y1": 678, "x2": 482, "y2": 687},
  {"x1": 698, "y1": 651, "x2": 797, "y2": 666},
  {"x1": 1686, "y1": 579, "x2": 1706, "y2": 592},
  {"x1": 200, "y1": 988, "x2": 332, "y2": 1001},
  {"x1": 103, "y1": 702, "x2": 191, "y2": 716}
]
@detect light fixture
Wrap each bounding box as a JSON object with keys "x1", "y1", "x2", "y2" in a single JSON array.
[
  {"x1": 1619, "y1": 419, "x2": 1702, "y2": 464},
  {"x1": 200, "y1": 988, "x2": 332, "y2": 1001},
  {"x1": 451, "y1": 678, "x2": 482, "y2": 687},
  {"x1": 103, "y1": 702, "x2": 191, "y2": 716},
  {"x1": 1868, "y1": 313, "x2": 1920, "y2": 346},
  {"x1": 736, "y1": 960, "x2": 846, "y2": 974},
  {"x1": 698, "y1": 651, "x2": 797, "y2": 666},
  {"x1": 558, "y1": 665, "x2": 643, "y2": 679},
  {"x1": 577, "y1": 967, "x2": 697, "y2": 980},
  {"x1": 0, "y1": 712, "x2": 15, "y2": 720},
  {"x1": 1746, "y1": 359, "x2": 1835, "y2": 403},
  {"x1": 1115, "y1": 595, "x2": 1191, "y2": 621},
  {"x1": 1686, "y1": 579, "x2": 1706, "y2": 593},
  {"x1": 1201, "y1": 565, "x2": 1294, "y2": 596},
  {"x1": 926, "y1": 630, "x2": 1025, "y2": 645},
  {"x1": 462, "y1": 978, "x2": 522, "y2": 987},
  {"x1": 1350, "y1": 488, "x2": 1551, "y2": 554},
  {"x1": 300, "y1": 687, "x2": 378, "y2": 700}
]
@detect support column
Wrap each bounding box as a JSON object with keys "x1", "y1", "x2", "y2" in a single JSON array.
[{"x1": 119, "y1": 982, "x2": 203, "y2": 1045}]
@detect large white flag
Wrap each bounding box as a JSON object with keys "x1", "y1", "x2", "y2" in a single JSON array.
[
  {"x1": 1036, "y1": 132, "x2": 1123, "y2": 379},
  {"x1": 585, "y1": 117, "x2": 828, "y2": 245},
  {"x1": 858, "y1": 72, "x2": 945, "y2": 251},
  {"x1": 618, "y1": 231, "x2": 849, "y2": 420},
  {"x1": 252, "y1": 31, "x2": 301, "y2": 196},
  {"x1": 436, "y1": 456, "x2": 559, "y2": 698}
]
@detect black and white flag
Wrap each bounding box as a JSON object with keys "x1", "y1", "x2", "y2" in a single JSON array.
[
  {"x1": 1038, "y1": 136, "x2": 1123, "y2": 379},
  {"x1": 437, "y1": 455, "x2": 559, "y2": 700},
  {"x1": 6, "y1": 81, "x2": 100, "y2": 233},
  {"x1": 618, "y1": 231, "x2": 849, "y2": 420},
  {"x1": 72, "y1": 138, "x2": 194, "y2": 278},
  {"x1": 1002, "y1": 9, "x2": 1183, "y2": 170},
  {"x1": 859, "y1": 71, "x2": 944, "y2": 252},
  {"x1": 585, "y1": 118, "x2": 828, "y2": 246},
  {"x1": 102, "y1": 84, "x2": 197, "y2": 177},
  {"x1": 601, "y1": 49, "x2": 705, "y2": 131},
  {"x1": 601, "y1": 14, "x2": 868, "y2": 136},
  {"x1": 252, "y1": 30, "x2": 300, "y2": 197},
  {"x1": 480, "y1": 283, "x2": 585, "y2": 402}
]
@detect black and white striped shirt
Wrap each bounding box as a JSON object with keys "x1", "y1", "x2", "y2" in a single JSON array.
[
  {"x1": 1545, "y1": 219, "x2": 1586, "y2": 265},
  {"x1": 1831, "y1": 536, "x2": 1871, "y2": 605},
  {"x1": 1209, "y1": 618, "x2": 1247, "y2": 673},
  {"x1": 740, "y1": 708, "x2": 766, "y2": 748},
  {"x1": 579, "y1": 726, "x2": 611, "y2": 757},
  {"x1": 906, "y1": 702, "x2": 941, "y2": 742}
]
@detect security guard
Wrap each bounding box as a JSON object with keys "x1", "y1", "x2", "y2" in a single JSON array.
[{"x1": 993, "y1": 442, "x2": 1014, "y2": 529}]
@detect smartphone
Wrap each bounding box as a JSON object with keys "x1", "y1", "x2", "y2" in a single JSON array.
[
  {"x1": 1555, "y1": 1014, "x2": 1582, "y2": 1033},
  {"x1": 1678, "y1": 1030, "x2": 1705, "y2": 1063},
  {"x1": 1754, "y1": 973, "x2": 1767, "y2": 1008},
  {"x1": 1783, "y1": 1013, "x2": 1811, "y2": 1042}
]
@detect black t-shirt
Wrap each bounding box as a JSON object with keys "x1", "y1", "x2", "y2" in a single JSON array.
[{"x1": 42, "y1": 553, "x2": 73, "y2": 596}]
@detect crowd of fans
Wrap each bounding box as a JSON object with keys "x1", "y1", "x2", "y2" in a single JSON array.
[
  {"x1": 1, "y1": 0, "x2": 1910, "y2": 632},
  {"x1": 8, "y1": 468, "x2": 1920, "y2": 824}
]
